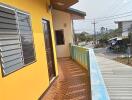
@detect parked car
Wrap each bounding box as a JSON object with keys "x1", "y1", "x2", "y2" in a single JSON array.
[{"x1": 108, "y1": 37, "x2": 128, "y2": 52}]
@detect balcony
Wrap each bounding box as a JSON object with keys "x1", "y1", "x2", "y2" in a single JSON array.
[
  {"x1": 42, "y1": 57, "x2": 91, "y2": 99},
  {"x1": 40, "y1": 44, "x2": 110, "y2": 100}
]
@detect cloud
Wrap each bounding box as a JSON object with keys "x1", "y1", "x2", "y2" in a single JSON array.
[{"x1": 123, "y1": 0, "x2": 129, "y2": 4}]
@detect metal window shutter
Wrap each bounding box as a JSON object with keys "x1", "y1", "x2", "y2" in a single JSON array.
[
  {"x1": 17, "y1": 12, "x2": 35, "y2": 65},
  {"x1": 0, "y1": 7, "x2": 24, "y2": 76}
]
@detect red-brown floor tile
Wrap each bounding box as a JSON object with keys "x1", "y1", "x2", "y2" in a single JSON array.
[{"x1": 41, "y1": 58, "x2": 91, "y2": 100}]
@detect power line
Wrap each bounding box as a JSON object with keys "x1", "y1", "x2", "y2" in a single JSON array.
[
  {"x1": 96, "y1": 11, "x2": 132, "y2": 20},
  {"x1": 77, "y1": 10, "x2": 132, "y2": 22},
  {"x1": 74, "y1": 10, "x2": 132, "y2": 34},
  {"x1": 96, "y1": 22, "x2": 115, "y2": 26},
  {"x1": 74, "y1": 23, "x2": 118, "y2": 32},
  {"x1": 97, "y1": 13, "x2": 132, "y2": 21},
  {"x1": 102, "y1": 0, "x2": 121, "y2": 16},
  {"x1": 110, "y1": 0, "x2": 132, "y2": 16},
  {"x1": 98, "y1": 0, "x2": 132, "y2": 20},
  {"x1": 74, "y1": 14, "x2": 132, "y2": 28},
  {"x1": 75, "y1": 27, "x2": 131, "y2": 33},
  {"x1": 97, "y1": 24, "x2": 116, "y2": 28},
  {"x1": 74, "y1": 28, "x2": 93, "y2": 31},
  {"x1": 80, "y1": 13, "x2": 132, "y2": 22}
]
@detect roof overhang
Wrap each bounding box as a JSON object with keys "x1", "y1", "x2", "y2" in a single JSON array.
[
  {"x1": 50, "y1": 0, "x2": 78, "y2": 10},
  {"x1": 115, "y1": 20, "x2": 132, "y2": 23},
  {"x1": 66, "y1": 8, "x2": 86, "y2": 20}
]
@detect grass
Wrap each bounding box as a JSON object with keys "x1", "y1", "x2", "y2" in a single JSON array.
[{"x1": 114, "y1": 57, "x2": 132, "y2": 66}]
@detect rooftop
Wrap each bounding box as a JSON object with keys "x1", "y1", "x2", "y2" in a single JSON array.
[
  {"x1": 115, "y1": 20, "x2": 132, "y2": 23},
  {"x1": 67, "y1": 8, "x2": 86, "y2": 17}
]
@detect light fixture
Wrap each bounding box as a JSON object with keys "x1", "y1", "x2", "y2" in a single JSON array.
[{"x1": 56, "y1": 2, "x2": 65, "y2": 6}]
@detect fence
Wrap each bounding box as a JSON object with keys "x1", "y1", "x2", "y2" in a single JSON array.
[{"x1": 69, "y1": 44, "x2": 110, "y2": 100}]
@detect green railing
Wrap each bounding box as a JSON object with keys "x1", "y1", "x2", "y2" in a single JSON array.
[
  {"x1": 69, "y1": 44, "x2": 110, "y2": 100},
  {"x1": 69, "y1": 44, "x2": 89, "y2": 70}
]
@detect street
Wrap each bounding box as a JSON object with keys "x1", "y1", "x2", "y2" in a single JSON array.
[{"x1": 94, "y1": 47, "x2": 128, "y2": 60}]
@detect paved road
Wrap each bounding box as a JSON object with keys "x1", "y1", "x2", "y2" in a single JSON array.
[
  {"x1": 96, "y1": 56, "x2": 132, "y2": 100},
  {"x1": 94, "y1": 48, "x2": 128, "y2": 60}
]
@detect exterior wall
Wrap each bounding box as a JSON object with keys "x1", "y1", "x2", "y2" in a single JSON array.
[
  {"x1": 52, "y1": 9, "x2": 74, "y2": 58},
  {"x1": 118, "y1": 22, "x2": 123, "y2": 29},
  {"x1": 0, "y1": 0, "x2": 58, "y2": 100},
  {"x1": 122, "y1": 21, "x2": 132, "y2": 36}
]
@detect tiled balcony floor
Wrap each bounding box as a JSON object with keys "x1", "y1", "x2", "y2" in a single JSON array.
[{"x1": 41, "y1": 58, "x2": 91, "y2": 100}]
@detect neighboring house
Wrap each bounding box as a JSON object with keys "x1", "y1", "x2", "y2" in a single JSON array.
[
  {"x1": 52, "y1": 8, "x2": 86, "y2": 58},
  {"x1": 115, "y1": 20, "x2": 132, "y2": 37},
  {"x1": 0, "y1": 0, "x2": 86, "y2": 100}
]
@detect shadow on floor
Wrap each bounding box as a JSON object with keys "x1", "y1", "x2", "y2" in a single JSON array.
[{"x1": 41, "y1": 58, "x2": 91, "y2": 100}]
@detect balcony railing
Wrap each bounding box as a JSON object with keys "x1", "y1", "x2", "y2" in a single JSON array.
[{"x1": 69, "y1": 44, "x2": 110, "y2": 100}]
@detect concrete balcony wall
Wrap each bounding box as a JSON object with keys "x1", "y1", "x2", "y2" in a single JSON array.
[{"x1": 69, "y1": 44, "x2": 110, "y2": 100}]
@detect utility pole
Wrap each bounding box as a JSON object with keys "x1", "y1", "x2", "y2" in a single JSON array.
[
  {"x1": 72, "y1": 20, "x2": 77, "y2": 45},
  {"x1": 92, "y1": 19, "x2": 97, "y2": 45}
]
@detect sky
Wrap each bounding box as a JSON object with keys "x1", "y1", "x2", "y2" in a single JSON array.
[{"x1": 71, "y1": 0, "x2": 132, "y2": 34}]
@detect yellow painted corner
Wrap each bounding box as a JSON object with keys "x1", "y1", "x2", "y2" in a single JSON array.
[{"x1": 0, "y1": 0, "x2": 58, "y2": 100}]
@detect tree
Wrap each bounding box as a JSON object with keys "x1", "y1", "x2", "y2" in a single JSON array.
[
  {"x1": 86, "y1": 35, "x2": 93, "y2": 42},
  {"x1": 100, "y1": 27, "x2": 106, "y2": 34},
  {"x1": 74, "y1": 31, "x2": 94, "y2": 43},
  {"x1": 79, "y1": 33, "x2": 86, "y2": 41}
]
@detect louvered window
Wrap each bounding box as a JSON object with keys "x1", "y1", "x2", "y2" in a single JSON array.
[
  {"x1": 0, "y1": 5, "x2": 36, "y2": 76},
  {"x1": 17, "y1": 12, "x2": 35, "y2": 65}
]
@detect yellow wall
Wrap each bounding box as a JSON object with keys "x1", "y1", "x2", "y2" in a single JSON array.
[
  {"x1": 52, "y1": 9, "x2": 74, "y2": 58},
  {"x1": 0, "y1": 0, "x2": 58, "y2": 100}
]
